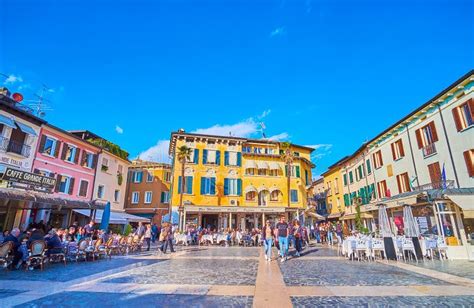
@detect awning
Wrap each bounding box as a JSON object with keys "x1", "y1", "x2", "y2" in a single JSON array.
[
  {"x1": 269, "y1": 187, "x2": 281, "y2": 194},
  {"x1": 327, "y1": 212, "x2": 342, "y2": 219},
  {"x1": 269, "y1": 162, "x2": 281, "y2": 170},
  {"x1": 448, "y1": 194, "x2": 474, "y2": 219},
  {"x1": 244, "y1": 185, "x2": 257, "y2": 193},
  {"x1": 258, "y1": 186, "x2": 269, "y2": 193},
  {"x1": 244, "y1": 160, "x2": 257, "y2": 169},
  {"x1": 73, "y1": 209, "x2": 149, "y2": 225},
  {"x1": 0, "y1": 114, "x2": 16, "y2": 129},
  {"x1": 15, "y1": 121, "x2": 37, "y2": 136},
  {"x1": 341, "y1": 213, "x2": 374, "y2": 220},
  {"x1": 306, "y1": 211, "x2": 325, "y2": 221},
  {"x1": 256, "y1": 161, "x2": 269, "y2": 169}
]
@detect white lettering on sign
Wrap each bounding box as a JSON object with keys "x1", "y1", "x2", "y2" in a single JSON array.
[{"x1": 0, "y1": 153, "x2": 28, "y2": 169}]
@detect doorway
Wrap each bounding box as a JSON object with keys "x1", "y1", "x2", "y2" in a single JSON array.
[{"x1": 202, "y1": 214, "x2": 218, "y2": 231}]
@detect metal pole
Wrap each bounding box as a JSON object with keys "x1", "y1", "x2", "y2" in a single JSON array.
[{"x1": 437, "y1": 105, "x2": 460, "y2": 188}]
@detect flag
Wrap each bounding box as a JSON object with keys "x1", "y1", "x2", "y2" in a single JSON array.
[{"x1": 441, "y1": 163, "x2": 447, "y2": 189}]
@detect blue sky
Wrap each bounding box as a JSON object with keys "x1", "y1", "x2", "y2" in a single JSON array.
[{"x1": 1, "y1": 0, "x2": 473, "y2": 176}]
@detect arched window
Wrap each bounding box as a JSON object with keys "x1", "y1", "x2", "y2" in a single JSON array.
[
  {"x1": 270, "y1": 190, "x2": 280, "y2": 201},
  {"x1": 246, "y1": 191, "x2": 256, "y2": 201}
]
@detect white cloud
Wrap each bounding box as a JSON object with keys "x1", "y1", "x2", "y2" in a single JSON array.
[
  {"x1": 270, "y1": 27, "x2": 286, "y2": 37},
  {"x1": 268, "y1": 132, "x2": 289, "y2": 141},
  {"x1": 4, "y1": 74, "x2": 23, "y2": 85},
  {"x1": 115, "y1": 125, "x2": 124, "y2": 134},
  {"x1": 307, "y1": 144, "x2": 333, "y2": 161},
  {"x1": 258, "y1": 109, "x2": 271, "y2": 119},
  {"x1": 138, "y1": 140, "x2": 171, "y2": 163},
  {"x1": 193, "y1": 119, "x2": 258, "y2": 138}
]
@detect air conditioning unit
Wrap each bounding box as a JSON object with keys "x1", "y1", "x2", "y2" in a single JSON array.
[
  {"x1": 230, "y1": 199, "x2": 239, "y2": 206},
  {"x1": 184, "y1": 200, "x2": 192, "y2": 205}
]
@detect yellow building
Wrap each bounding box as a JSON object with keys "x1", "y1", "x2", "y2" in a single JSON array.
[
  {"x1": 168, "y1": 131, "x2": 314, "y2": 230},
  {"x1": 321, "y1": 157, "x2": 347, "y2": 220}
]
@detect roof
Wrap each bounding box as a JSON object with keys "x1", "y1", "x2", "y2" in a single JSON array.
[
  {"x1": 169, "y1": 131, "x2": 315, "y2": 154},
  {"x1": 0, "y1": 95, "x2": 47, "y2": 126},
  {"x1": 130, "y1": 159, "x2": 171, "y2": 169}
]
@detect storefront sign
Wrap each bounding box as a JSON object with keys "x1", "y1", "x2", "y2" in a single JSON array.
[
  {"x1": 0, "y1": 154, "x2": 29, "y2": 169},
  {"x1": 184, "y1": 206, "x2": 286, "y2": 213},
  {"x1": 2, "y1": 168, "x2": 56, "y2": 191}
]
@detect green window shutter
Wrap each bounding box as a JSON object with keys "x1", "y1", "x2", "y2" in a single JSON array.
[
  {"x1": 237, "y1": 179, "x2": 242, "y2": 196},
  {"x1": 201, "y1": 177, "x2": 206, "y2": 195},
  {"x1": 178, "y1": 176, "x2": 182, "y2": 194},
  {"x1": 305, "y1": 170, "x2": 309, "y2": 184},
  {"x1": 160, "y1": 192, "x2": 165, "y2": 203},
  {"x1": 210, "y1": 178, "x2": 216, "y2": 195},
  {"x1": 186, "y1": 176, "x2": 193, "y2": 194},
  {"x1": 349, "y1": 172, "x2": 353, "y2": 183},
  {"x1": 366, "y1": 159, "x2": 372, "y2": 174},
  {"x1": 224, "y1": 178, "x2": 229, "y2": 195},
  {"x1": 343, "y1": 174, "x2": 347, "y2": 186},
  {"x1": 295, "y1": 166, "x2": 300, "y2": 178}
]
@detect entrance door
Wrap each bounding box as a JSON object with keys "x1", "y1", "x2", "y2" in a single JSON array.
[
  {"x1": 202, "y1": 214, "x2": 218, "y2": 231},
  {"x1": 258, "y1": 190, "x2": 269, "y2": 206}
]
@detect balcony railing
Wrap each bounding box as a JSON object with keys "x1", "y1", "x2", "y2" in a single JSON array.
[
  {"x1": 0, "y1": 136, "x2": 8, "y2": 152},
  {"x1": 7, "y1": 139, "x2": 31, "y2": 157},
  {"x1": 422, "y1": 143, "x2": 437, "y2": 158},
  {"x1": 414, "y1": 180, "x2": 455, "y2": 191}
]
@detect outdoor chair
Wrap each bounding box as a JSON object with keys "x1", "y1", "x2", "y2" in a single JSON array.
[
  {"x1": 77, "y1": 239, "x2": 90, "y2": 261},
  {"x1": 119, "y1": 236, "x2": 129, "y2": 255},
  {"x1": 0, "y1": 241, "x2": 13, "y2": 269},
  {"x1": 65, "y1": 242, "x2": 79, "y2": 262},
  {"x1": 26, "y1": 240, "x2": 46, "y2": 271},
  {"x1": 371, "y1": 238, "x2": 385, "y2": 261},
  {"x1": 355, "y1": 239, "x2": 369, "y2": 262},
  {"x1": 436, "y1": 238, "x2": 449, "y2": 261},
  {"x1": 105, "y1": 238, "x2": 117, "y2": 258},
  {"x1": 48, "y1": 245, "x2": 67, "y2": 266},
  {"x1": 401, "y1": 237, "x2": 418, "y2": 263},
  {"x1": 92, "y1": 239, "x2": 107, "y2": 260}
]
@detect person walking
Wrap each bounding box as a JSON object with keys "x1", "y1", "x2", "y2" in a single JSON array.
[
  {"x1": 144, "y1": 224, "x2": 152, "y2": 251},
  {"x1": 160, "y1": 223, "x2": 175, "y2": 253},
  {"x1": 327, "y1": 222, "x2": 334, "y2": 246},
  {"x1": 262, "y1": 220, "x2": 274, "y2": 261},
  {"x1": 134, "y1": 222, "x2": 145, "y2": 238},
  {"x1": 151, "y1": 223, "x2": 158, "y2": 244},
  {"x1": 293, "y1": 220, "x2": 303, "y2": 257},
  {"x1": 276, "y1": 215, "x2": 289, "y2": 262},
  {"x1": 336, "y1": 221, "x2": 343, "y2": 244}
]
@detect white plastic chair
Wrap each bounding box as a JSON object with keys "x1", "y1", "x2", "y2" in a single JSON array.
[
  {"x1": 355, "y1": 239, "x2": 369, "y2": 262},
  {"x1": 371, "y1": 238, "x2": 385, "y2": 261},
  {"x1": 402, "y1": 237, "x2": 418, "y2": 263},
  {"x1": 436, "y1": 238, "x2": 448, "y2": 261}
]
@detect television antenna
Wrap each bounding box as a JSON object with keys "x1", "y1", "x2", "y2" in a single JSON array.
[{"x1": 24, "y1": 84, "x2": 54, "y2": 118}]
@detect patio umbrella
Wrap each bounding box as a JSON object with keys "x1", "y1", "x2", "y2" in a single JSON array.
[
  {"x1": 162, "y1": 211, "x2": 179, "y2": 225},
  {"x1": 378, "y1": 203, "x2": 393, "y2": 237},
  {"x1": 403, "y1": 204, "x2": 420, "y2": 237},
  {"x1": 100, "y1": 202, "x2": 111, "y2": 231}
]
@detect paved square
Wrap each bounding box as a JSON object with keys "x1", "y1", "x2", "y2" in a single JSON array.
[{"x1": 0, "y1": 243, "x2": 473, "y2": 307}]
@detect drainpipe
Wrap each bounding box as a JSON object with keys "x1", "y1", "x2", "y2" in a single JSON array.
[
  {"x1": 405, "y1": 124, "x2": 420, "y2": 188},
  {"x1": 437, "y1": 104, "x2": 460, "y2": 188}
]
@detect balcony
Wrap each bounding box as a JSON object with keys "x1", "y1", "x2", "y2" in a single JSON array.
[
  {"x1": 6, "y1": 139, "x2": 31, "y2": 157},
  {"x1": 422, "y1": 143, "x2": 437, "y2": 158},
  {"x1": 414, "y1": 180, "x2": 455, "y2": 191},
  {"x1": 0, "y1": 136, "x2": 8, "y2": 152}
]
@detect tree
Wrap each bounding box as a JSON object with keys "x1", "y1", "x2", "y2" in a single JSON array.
[
  {"x1": 280, "y1": 142, "x2": 294, "y2": 209},
  {"x1": 177, "y1": 145, "x2": 192, "y2": 231}
]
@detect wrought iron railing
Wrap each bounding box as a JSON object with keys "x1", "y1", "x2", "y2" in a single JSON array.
[
  {"x1": 7, "y1": 139, "x2": 31, "y2": 157},
  {"x1": 414, "y1": 180, "x2": 454, "y2": 191},
  {"x1": 422, "y1": 143, "x2": 437, "y2": 157},
  {"x1": 0, "y1": 136, "x2": 8, "y2": 152}
]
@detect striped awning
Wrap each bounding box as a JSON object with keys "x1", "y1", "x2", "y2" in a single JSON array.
[
  {"x1": 244, "y1": 160, "x2": 257, "y2": 169},
  {"x1": 269, "y1": 162, "x2": 281, "y2": 170},
  {"x1": 0, "y1": 114, "x2": 16, "y2": 129},
  {"x1": 244, "y1": 185, "x2": 257, "y2": 193},
  {"x1": 256, "y1": 161, "x2": 269, "y2": 169}
]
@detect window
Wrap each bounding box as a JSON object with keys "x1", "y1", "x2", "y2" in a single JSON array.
[
  {"x1": 131, "y1": 191, "x2": 139, "y2": 204},
  {"x1": 270, "y1": 190, "x2": 279, "y2": 201},
  {"x1": 358, "y1": 165, "x2": 364, "y2": 180},
  {"x1": 290, "y1": 189, "x2": 298, "y2": 203},
  {"x1": 41, "y1": 136, "x2": 58, "y2": 156},
  {"x1": 343, "y1": 174, "x2": 347, "y2": 186},
  {"x1": 224, "y1": 151, "x2": 241, "y2": 166},
  {"x1": 349, "y1": 171, "x2": 354, "y2": 184},
  {"x1": 326, "y1": 181, "x2": 332, "y2": 196},
  {"x1": 82, "y1": 152, "x2": 95, "y2": 168},
  {"x1": 114, "y1": 189, "x2": 120, "y2": 202},
  {"x1": 97, "y1": 185, "x2": 105, "y2": 199},
  {"x1": 164, "y1": 171, "x2": 171, "y2": 182},
  {"x1": 377, "y1": 180, "x2": 388, "y2": 198},
  {"x1": 178, "y1": 176, "x2": 193, "y2": 194},
  {"x1": 464, "y1": 149, "x2": 474, "y2": 177},
  {"x1": 64, "y1": 144, "x2": 77, "y2": 163},
  {"x1": 200, "y1": 177, "x2": 216, "y2": 195},
  {"x1": 343, "y1": 194, "x2": 350, "y2": 206},
  {"x1": 246, "y1": 191, "x2": 256, "y2": 201},
  {"x1": 396, "y1": 172, "x2": 411, "y2": 194},
  {"x1": 366, "y1": 159, "x2": 372, "y2": 174},
  {"x1": 305, "y1": 170, "x2": 309, "y2": 185},
  {"x1": 285, "y1": 165, "x2": 300, "y2": 177},
  {"x1": 133, "y1": 171, "x2": 143, "y2": 183},
  {"x1": 415, "y1": 121, "x2": 439, "y2": 149},
  {"x1": 453, "y1": 99, "x2": 474, "y2": 131},
  {"x1": 269, "y1": 169, "x2": 278, "y2": 176},
  {"x1": 101, "y1": 157, "x2": 109, "y2": 171},
  {"x1": 78, "y1": 180, "x2": 88, "y2": 197},
  {"x1": 391, "y1": 139, "x2": 405, "y2": 161},
  {"x1": 428, "y1": 162, "x2": 442, "y2": 188},
  {"x1": 373, "y1": 150, "x2": 383, "y2": 169},
  {"x1": 258, "y1": 169, "x2": 267, "y2": 176},
  {"x1": 57, "y1": 175, "x2": 74, "y2": 194},
  {"x1": 160, "y1": 191, "x2": 170, "y2": 203},
  {"x1": 118, "y1": 165, "x2": 123, "y2": 174},
  {"x1": 334, "y1": 178, "x2": 339, "y2": 194},
  {"x1": 203, "y1": 149, "x2": 220, "y2": 165},
  {"x1": 224, "y1": 178, "x2": 242, "y2": 196},
  {"x1": 242, "y1": 146, "x2": 251, "y2": 153},
  {"x1": 144, "y1": 191, "x2": 153, "y2": 204},
  {"x1": 147, "y1": 172, "x2": 154, "y2": 182},
  {"x1": 246, "y1": 168, "x2": 255, "y2": 175},
  {"x1": 293, "y1": 152, "x2": 300, "y2": 157}
]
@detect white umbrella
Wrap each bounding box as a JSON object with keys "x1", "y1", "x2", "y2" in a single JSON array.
[
  {"x1": 378, "y1": 203, "x2": 393, "y2": 237},
  {"x1": 403, "y1": 204, "x2": 420, "y2": 237}
]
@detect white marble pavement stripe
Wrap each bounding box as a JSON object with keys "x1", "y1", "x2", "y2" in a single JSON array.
[{"x1": 381, "y1": 260, "x2": 474, "y2": 287}]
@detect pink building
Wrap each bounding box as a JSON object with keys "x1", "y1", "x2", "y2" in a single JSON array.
[{"x1": 31, "y1": 124, "x2": 101, "y2": 225}]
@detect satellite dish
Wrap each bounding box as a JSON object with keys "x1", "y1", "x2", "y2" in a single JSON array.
[{"x1": 12, "y1": 93, "x2": 23, "y2": 102}]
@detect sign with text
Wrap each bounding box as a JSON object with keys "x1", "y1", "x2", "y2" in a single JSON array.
[{"x1": 2, "y1": 168, "x2": 56, "y2": 191}]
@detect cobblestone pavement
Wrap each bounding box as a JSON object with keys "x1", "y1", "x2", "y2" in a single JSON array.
[{"x1": 0, "y1": 243, "x2": 473, "y2": 307}]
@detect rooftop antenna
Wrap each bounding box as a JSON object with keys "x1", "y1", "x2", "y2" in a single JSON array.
[
  {"x1": 259, "y1": 122, "x2": 267, "y2": 139},
  {"x1": 24, "y1": 84, "x2": 54, "y2": 118}
]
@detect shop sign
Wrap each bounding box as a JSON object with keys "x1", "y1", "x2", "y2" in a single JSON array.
[
  {"x1": 2, "y1": 168, "x2": 56, "y2": 192},
  {"x1": 184, "y1": 206, "x2": 286, "y2": 213},
  {"x1": 0, "y1": 153, "x2": 29, "y2": 170}
]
